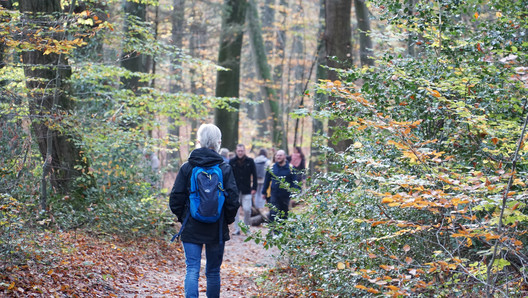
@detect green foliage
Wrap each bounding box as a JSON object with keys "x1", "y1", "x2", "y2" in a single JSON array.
[
  {"x1": 0, "y1": 1, "x2": 234, "y2": 257},
  {"x1": 254, "y1": 0, "x2": 528, "y2": 295}
]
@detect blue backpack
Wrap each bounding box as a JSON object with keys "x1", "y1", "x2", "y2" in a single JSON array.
[
  {"x1": 172, "y1": 164, "x2": 226, "y2": 242},
  {"x1": 188, "y1": 165, "x2": 225, "y2": 223}
]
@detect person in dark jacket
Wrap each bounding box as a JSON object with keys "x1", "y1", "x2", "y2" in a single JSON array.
[
  {"x1": 169, "y1": 124, "x2": 239, "y2": 298},
  {"x1": 229, "y1": 144, "x2": 258, "y2": 234},
  {"x1": 261, "y1": 149, "x2": 299, "y2": 223}
]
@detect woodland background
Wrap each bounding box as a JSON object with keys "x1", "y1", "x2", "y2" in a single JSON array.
[{"x1": 1, "y1": 0, "x2": 528, "y2": 296}]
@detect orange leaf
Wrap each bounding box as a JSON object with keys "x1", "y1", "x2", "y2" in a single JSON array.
[
  {"x1": 355, "y1": 284, "x2": 368, "y2": 290},
  {"x1": 381, "y1": 197, "x2": 393, "y2": 204},
  {"x1": 491, "y1": 137, "x2": 499, "y2": 145},
  {"x1": 474, "y1": 12, "x2": 479, "y2": 19},
  {"x1": 386, "y1": 285, "x2": 400, "y2": 291},
  {"x1": 405, "y1": 256, "x2": 413, "y2": 264},
  {"x1": 430, "y1": 89, "x2": 441, "y2": 97},
  {"x1": 403, "y1": 244, "x2": 410, "y2": 252}
]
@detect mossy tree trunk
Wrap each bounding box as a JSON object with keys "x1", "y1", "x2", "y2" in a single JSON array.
[
  {"x1": 246, "y1": 0, "x2": 286, "y2": 149},
  {"x1": 214, "y1": 0, "x2": 247, "y2": 150},
  {"x1": 19, "y1": 0, "x2": 91, "y2": 203}
]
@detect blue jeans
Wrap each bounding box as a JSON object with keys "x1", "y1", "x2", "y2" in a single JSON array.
[{"x1": 182, "y1": 242, "x2": 225, "y2": 298}]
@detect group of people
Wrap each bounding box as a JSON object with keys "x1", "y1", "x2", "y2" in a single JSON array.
[{"x1": 168, "y1": 123, "x2": 306, "y2": 297}]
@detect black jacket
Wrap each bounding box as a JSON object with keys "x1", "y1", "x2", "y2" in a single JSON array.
[
  {"x1": 169, "y1": 147, "x2": 239, "y2": 244},
  {"x1": 229, "y1": 155, "x2": 258, "y2": 195},
  {"x1": 262, "y1": 161, "x2": 299, "y2": 199}
]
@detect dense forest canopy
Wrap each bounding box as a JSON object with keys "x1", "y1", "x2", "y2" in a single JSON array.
[{"x1": 1, "y1": 0, "x2": 528, "y2": 296}]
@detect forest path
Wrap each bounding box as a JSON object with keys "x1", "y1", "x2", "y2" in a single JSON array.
[{"x1": 117, "y1": 226, "x2": 277, "y2": 297}]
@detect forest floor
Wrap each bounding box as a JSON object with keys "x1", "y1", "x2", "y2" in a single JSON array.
[{"x1": 0, "y1": 225, "x2": 278, "y2": 297}]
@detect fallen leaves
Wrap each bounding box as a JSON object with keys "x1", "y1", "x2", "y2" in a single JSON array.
[{"x1": 0, "y1": 231, "x2": 183, "y2": 297}]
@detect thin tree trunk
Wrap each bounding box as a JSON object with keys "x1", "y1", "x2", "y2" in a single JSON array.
[
  {"x1": 310, "y1": 0, "x2": 327, "y2": 175},
  {"x1": 214, "y1": 0, "x2": 247, "y2": 150},
  {"x1": 168, "y1": 0, "x2": 186, "y2": 165},
  {"x1": 354, "y1": 0, "x2": 374, "y2": 66},
  {"x1": 407, "y1": 0, "x2": 415, "y2": 57},
  {"x1": 290, "y1": 1, "x2": 306, "y2": 148},
  {"x1": 246, "y1": 0, "x2": 285, "y2": 149}
]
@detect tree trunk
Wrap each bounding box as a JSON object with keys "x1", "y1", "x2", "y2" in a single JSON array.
[
  {"x1": 407, "y1": 0, "x2": 416, "y2": 57},
  {"x1": 289, "y1": 1, "x2": 306, "y2": 149},
  {"x1": 354, "y1": 0, "x2": 374, "y2": 66},
  {"x1": 19, "y1": 0, "x2": 91, "y2": 198},
  {"x1": 325, "y1": 0, "x2": 353, "y2": 154},
  {"x1": 168, "y1": 0, "x2": 186, "y2": 165},
  {"x1": 310, "y1": 0, "x2": 327, "y2": 175},
  {"x1": 0, "y1": 0, "x2": 11, "y2": 89},
  {"x1": 214, "y1": 0, "x2": 247, "y2": 150},
  {"x1": 121, "y1": 1, "x2": 149, "y2": 91},
  {"x1": 246, "y1": 0, "x2": 285, "y2": 149}
]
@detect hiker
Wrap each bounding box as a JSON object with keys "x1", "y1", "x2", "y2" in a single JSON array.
[
  {"x1": 254, "y1": 148, "x2": 271, "y2": 209},
  {"x1": 143, "y1": 149, "x2": 160, "y2": 187},
  {"x1": 219, "y1": 147, "x2": 230, "y2": 163},
  {"x1": 261, "y1": 149, "x2": 299, "y2": 223},
  {"x1": 287, "y1": 146, "x2": 306, "y2": 182},
  {"x1": 229, "y1": 144, "x2": 258, "y2": 235},
  {"x1": 169, "y1": 124, "x2": 240, "y2": 298}
]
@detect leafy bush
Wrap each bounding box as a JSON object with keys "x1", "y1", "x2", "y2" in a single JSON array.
[{"x1": 253, "y1": 0, "x2": 528, "y2": 295}]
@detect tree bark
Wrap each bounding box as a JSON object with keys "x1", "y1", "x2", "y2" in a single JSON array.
[
  {"x1": 214, "y1": 0, "x2": 247, "y2": 150},
  {"x1": 19, "y1": 0, "x2": 91, "y2": 197},
  {"x1": 354, "y1": 0, "x2": 374, "y2": 66},
  {"x1": 246, "y1": 0, "x2": 285, "y2": 149},
  {"x1": 310, "y1": 0, "x2": 327, "y2": 175},
  {"x1": 325, "y1": 0, "x2": 353, "y2": 153},
  {"x1": 168, "y1": 0, "x2": 186, "y2": 165},
  {"x1": 121, "y1": 1, "x2": 149, "y2": 91}
]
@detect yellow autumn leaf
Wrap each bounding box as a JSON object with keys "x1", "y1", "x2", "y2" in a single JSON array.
[
  {"x1": 430, "y1": 89, "x2": 441, "y2": 97},
  {"x1": 353, "y1": 142, "x2": 363, "y2": 149},
  {"x1": 381, "y1": 197, "x2": 393, "y2": 204},
  {"x1": 337, "y1": 262, "x2": 346, "y2": 270},
  {"x1": 386, "y1": 285, "x2": 400, "y2": 291},
  {"x1": 355, "y1": 284, "x2": 368, "y2": 290},
  {"x1": 466, "y1": 237, "x2": 473, "y2": 247},
  {"x1": 496, "y1": 12, "x2": 502, "y2": 18}
]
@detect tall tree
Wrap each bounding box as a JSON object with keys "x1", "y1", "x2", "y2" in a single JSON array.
[
  {"x1": 324, "y1": 0, "x2": 353, "y2": 153},
  {"x1": 310, "y1": 0, "x2": 327, "y2": 174},
  {"x1": 121, "y1": 1, "x2": 149, "y2": 91},
  {"x1": 214, "y1": 0, "x2": 248, "y2": 150},
  {"x1": 354, "y1": 0, "x2": 374, "y2": 66},
  {"x1": 246, "y1": 0, "x2": 286, "y2": 149},
  {"x1": 19, "y1": 0, "x2": 91, "y2": 202},
  {"x1": 289, "y1": 1, "x2": 307, "y2": 149},
  {"x1": 167, "y1": 0, "x2": 186, "y2": 166}
]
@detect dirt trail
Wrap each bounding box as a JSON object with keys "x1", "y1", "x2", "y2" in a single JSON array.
[{"x1": 118, "y1": 226, "x2": 277, "y2": 297}]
